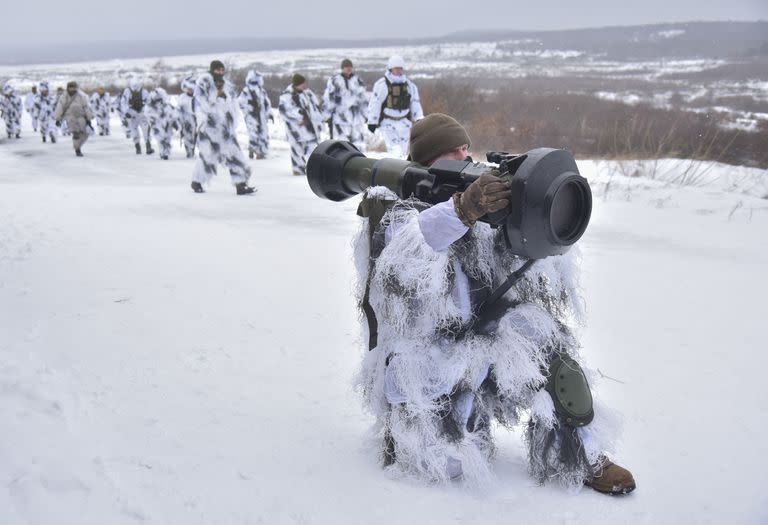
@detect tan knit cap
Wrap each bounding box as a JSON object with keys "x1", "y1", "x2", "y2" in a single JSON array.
[{"x1": 408, "y1": 113, "x2": 471, "y2": 165}]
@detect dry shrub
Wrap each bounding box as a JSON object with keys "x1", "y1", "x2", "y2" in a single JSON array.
[{"x1": 415, "y1": 80, "x2": 767, "y2": 168}]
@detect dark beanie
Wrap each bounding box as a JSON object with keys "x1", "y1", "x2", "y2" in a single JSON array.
[
  {"x1": 66, "y1": 81, "x2": 78, "y2": 89},
  {"x1": 341, "y1": 58, "x2": 353, "y2": 69},
  {"x1": 291, "y1": 73, "x2": 306, "y2": 86},
  {"x1": 408, "y1": 113, "x2": 471, "y2": 165},
  {"x1": 209, "y1": 60, "x2": 225, "y2": 72}
]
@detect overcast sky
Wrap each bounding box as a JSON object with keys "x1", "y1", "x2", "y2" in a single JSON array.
[{"x1": 6, "y1": 0, "x2": 767, "y2": 44}]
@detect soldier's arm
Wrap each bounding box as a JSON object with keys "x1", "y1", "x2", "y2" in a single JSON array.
[
  {"x1": 367, "y1": 79, "x2": 387, "y2": 125},
  {"x1": 409, "y1": 81, "x2": 424, "y2": 121}
]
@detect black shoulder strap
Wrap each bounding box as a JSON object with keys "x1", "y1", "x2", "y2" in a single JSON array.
[
  {"x1": 356, "y1": 195, "x2": 397, "y2": 350},
  {"x1": 457, "y1": 259, "x2": 536, "y2": 338}
]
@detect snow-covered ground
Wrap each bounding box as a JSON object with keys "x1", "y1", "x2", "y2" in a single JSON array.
[{"x1": 1, "y1": 116, "x2": 767, "y2": 524}]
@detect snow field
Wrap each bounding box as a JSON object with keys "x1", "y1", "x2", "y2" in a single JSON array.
[{"x1": 0, "y1": 114, "x2": 767, "y2": 524}]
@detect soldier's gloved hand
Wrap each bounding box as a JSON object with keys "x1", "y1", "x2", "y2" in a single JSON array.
[
  {"x1": 453, "y1": 174, "x2": 512, "y2": 226},
  {"x1": 55, "y1": 120, "x2": 61, "y2": 126},
  {"x1": 268, "y1": 114, "x2": 274, "y2": 123},
  {"x1": 367, "y1": 124, "x2": 378, "y2": 133}
]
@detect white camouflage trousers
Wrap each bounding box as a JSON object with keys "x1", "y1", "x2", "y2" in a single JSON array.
[
  {"x1": 96, "y1": 114, "x2": 110, "y2": 135},
  {"x1": 379, "y1": 118, "x2": 412, "y2": 159},
  {"x1": 288, "y1": 136, "x2": 319, "y2": 175},
  {"x1": 192, "y1": 130, "x2": 251, "y2": 185},
  {"x1": 331, "y1": 121, "x2": 364, "y2": 151},
  {"x1": 128, "y1": 114, "x2": 151, "y2": 145},
  {"x1": 244, "y1": 116, "x2": 269, "y2": 158}
]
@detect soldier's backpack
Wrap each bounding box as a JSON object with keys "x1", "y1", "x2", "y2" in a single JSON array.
[{"x1": 129, "y1": 90, "x2": 143, "y2": 112}]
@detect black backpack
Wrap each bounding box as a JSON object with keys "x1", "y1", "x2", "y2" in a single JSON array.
[{"x1": 129, "y1": 90, "x2": 143, "y2": 112}]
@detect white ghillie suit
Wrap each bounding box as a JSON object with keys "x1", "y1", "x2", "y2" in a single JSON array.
[
  {"x1": 176, "y1": 76, "x2": 197, "y2": 158},
  {"x1": 354, "y1": 188, "x2": 619, "y2": 488},
  {"x1": 24, "y1": 89, "x2": 39, "y2": 131},
  {"x1": 1, "y1": 84, "x2": 23, "y2": 138},
  {"x1": 278, "y1": 85, "x2": 323, "y2": 175},
  {"x1": 322, "y1": 71, "x2": 368, "y2": 150},
  {"x1": 237, "y1": 70, "x2": 272, "y2": 159},
  {"x1": 146, "y1": 88, "x2": 178, "y2": 159},
  {"x1": 34, "y1": 82, "x2": 58, "y2": 142},
  {"x1": 120, "y1": 80, "x2": 151, "y2": 146},
  {"x1": 192, "y1": 72, "x2": 251, "y2": 186},
  {"x1": 367, "y1": 68, "x2": 423, "y2": 158},
  {"x1": 90, "y1": 91, "x2": 113, "y2": 135}
]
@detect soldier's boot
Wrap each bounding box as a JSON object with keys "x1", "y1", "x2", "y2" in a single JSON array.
[
  {"x1": 15, "y1": 133, "x2": 20, "y2": 139},
  {"x1": 248, "y1": 149, "x2": 254, "y2": 159},
  {"x1": 75, "y1": 148, "x2": 83, "y2": 157},
  {"x1": 145, "y1": 142, "x2": 154, "y2": 155},
  {"x1": 256, "y1": 153, "x2": 265, "y2": 160},
  {"x1": 50, "y1": 133, "x2": 56, "y2": 144},
  {"x1": 584, "y1": 456, "x2": 636, "y2": 495},
  {"x1": 42, "y1": 134, "x2": 47, "y2": 143},
  {"x1": 135, "y1": 143, "x2": 142, "y2": 155},
  {"x1": 191, "y1": 181, "x2": 205, "y2": 193},
  {"x1": 235, "y1": 182, "x2": 256, "y2": 195}
]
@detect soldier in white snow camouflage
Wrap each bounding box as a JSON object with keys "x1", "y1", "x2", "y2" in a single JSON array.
[
  {"x1": 25, "y1": 85, "x2": 39, "y2": 132},
  {"x1": 367, "y1": 55, "x2": 424, "y2": 158},
  {"x1": 90, "y1": 86, "x2": 113, "y2": 136},
  {"x1": 237, "y1": 69, "x2": 272, "y2": 160},
  {"x1": 278, "y1": 73, "x2": 324, "y2": 176},
  {"x1": 35, "y1": 81, "x2": 58, "y2": 143},
  {"x1": 114, "y1": 91, "x2": 131, "y2": 139},
  {"x1": 120, "y1": 79, "x2": 154, "y2": 155},
  {"x1": 146, "y1": 87, "x2": 178, "y2": 160},
  {"x1": 322, "y1": 58, "x2": 368, "y2": 150},
  {"x1": 190, "y1": 60, "x2": 255, "y2": 195},
  {"x1": 1, "y1": 83, "x2": 23, "y2": 139},
  {"x1": 55, "y1": 87, "x2": 70, "y2": 136},
  {"x1": 177, "y1": 76, "x2": 197, "y2": 158}
]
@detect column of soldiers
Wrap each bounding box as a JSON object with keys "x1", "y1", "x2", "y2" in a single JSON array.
[
  {"x1": 279, "y1": 55, "x2": 424, "y2": 175},
  {"x1": 2, "y1": 54, "x2": 424, "y2": 190}
]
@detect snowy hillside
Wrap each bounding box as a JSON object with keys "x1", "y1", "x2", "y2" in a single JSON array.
[{"x1": 1, "y1": 117, "x2": 767, "y2": 524}]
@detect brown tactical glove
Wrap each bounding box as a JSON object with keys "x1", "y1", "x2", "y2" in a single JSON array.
[{"x1": 453, "y1": 174, "x2": 512, "y2": 226}]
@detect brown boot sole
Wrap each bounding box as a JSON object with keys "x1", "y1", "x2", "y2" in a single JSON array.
[{"x1": 585, "y1": 479, "x2": 636, "y2": 496}]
